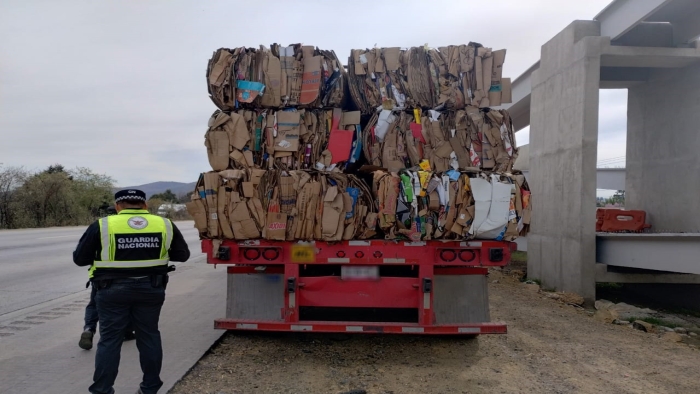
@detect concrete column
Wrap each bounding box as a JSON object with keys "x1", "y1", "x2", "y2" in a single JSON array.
[
  {"x1": 626, "y1": 63, "x2": 700, "y2": 232},
  {"x1": 528, "y1": 21, "x2": 603, "y2": 302}
]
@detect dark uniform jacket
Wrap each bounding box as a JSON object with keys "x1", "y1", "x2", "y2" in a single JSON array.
[{"x1": 73, "y1": 216, "x2": 191, "y2": 280}]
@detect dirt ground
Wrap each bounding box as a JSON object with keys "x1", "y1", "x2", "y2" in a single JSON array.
[{"x1": 170, "y1": 268, "x2": 700, "y2": 394}]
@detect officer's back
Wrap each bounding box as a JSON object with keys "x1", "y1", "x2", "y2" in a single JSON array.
[{"x1": 73, "y1": 189, "x2": 190, "y2": 394}]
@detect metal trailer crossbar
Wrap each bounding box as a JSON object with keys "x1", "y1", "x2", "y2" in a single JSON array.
[{"x1": 202, "y1": 239, "x2": 514, "y2": 335}]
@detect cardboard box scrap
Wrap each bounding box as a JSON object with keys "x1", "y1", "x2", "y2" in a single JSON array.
[
  {"x1": 207, "y1": 44, "x2": 346, "y2": 111},
  {"x1": 373, "y1": 169, "x2": 530, "y2": 242},
  {"x1": 362, "y1": 107, "x2": 517, "y2": 173},
  {"x1": 186, "y1": 169, "x2": 378, "y2": 242},
  {"x1": 204, "y1": 108, "x2": 363, "y2": 172},
  {"x1": 194, "y1": 42, "x2": 530, "y2": 243},
  {"x1": 348, "y1": 44, "x2": 511, "y2": 114}
]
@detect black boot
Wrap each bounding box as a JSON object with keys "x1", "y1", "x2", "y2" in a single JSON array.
[{"x1": 79, "y1": 329, "x2": 94, "y2": 350}]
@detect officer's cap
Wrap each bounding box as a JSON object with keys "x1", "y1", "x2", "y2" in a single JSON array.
[{"x1": 114, "y1": 189, "x2": 147, "y2": 203}]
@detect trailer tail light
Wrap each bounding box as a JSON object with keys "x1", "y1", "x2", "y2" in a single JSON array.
[
  {"x1": 439, "y1": 249, "x2": 457, "y2": 262},
  {"x1": 459, "y1": 250, "x2": 476, "y2": 263},
  {"x1": 262, "y1": 248, "x2": 280, "y2": 261},
  {"x1": 355, "y1": 251, "x2": 365, "y2": 258},
  {"x1": 242, "y1": 248, "x2": 261, "y2": 261}
]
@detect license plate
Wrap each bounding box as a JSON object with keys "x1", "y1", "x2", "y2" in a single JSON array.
[
  {"x1": 341, "y1": 266, "x2": 379, "y2": 280},
  {"x1": 290, "y1": 244, "x2": 315, "y2": 263}
]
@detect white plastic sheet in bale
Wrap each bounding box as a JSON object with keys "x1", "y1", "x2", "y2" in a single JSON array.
[{"x1": 470, "y1": 175, "x2": 511, "y2": 239}]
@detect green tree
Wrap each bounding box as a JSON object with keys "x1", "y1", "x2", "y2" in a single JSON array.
[
  {"x1": 15, "y1": 167, "x2": 77, "y2": 227},
  {"x1": 604, "y1": 190, "x2": 625, "y2": 207},
  {"x1": 11, "y1": 165, "x2": 115, "y2": 228},
  {"x1": 177, "y1": 192, "x2": 191, "y2": 204},
  {"x1": 0, "y1": 164, "x2": 29, "y2": 229},
  {"x1": 147, "y1": 197, "x2": 165, "y2": 215},
  {"x1": 150, "y1": 189, "x2": 178, "y2": 202},
  {"x1": 71, "y1": 167, "x2": 115, "y2": 218}
]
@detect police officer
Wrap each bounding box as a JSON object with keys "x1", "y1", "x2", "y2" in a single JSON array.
[
  {"x1": 73, "y1": 189, "x2": 190, "y2": 394},
  {"x1": 79, "y1": 205, "x2": 137, "y2": 351}
]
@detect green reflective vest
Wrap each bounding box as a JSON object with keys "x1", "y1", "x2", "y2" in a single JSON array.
[{"x1": 94, "y1": 209, "x2": 173, "y2": 270}]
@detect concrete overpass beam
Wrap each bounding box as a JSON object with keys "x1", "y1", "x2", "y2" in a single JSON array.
[
  {"x1": 595, "y1": 0, "x2": 672, "y2": 40},
  {"x1": 673, "y1": 7, "x2": 700, "y2": 45},
  {"x1": 611, "y1": 22, "x2": 675, "y2": 47}
]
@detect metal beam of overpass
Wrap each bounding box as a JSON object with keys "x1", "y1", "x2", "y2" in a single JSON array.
[
  {"x1": 500, "y1": 0, "x2": 700, "y2": 131},
  {"x1": 595, "y1": 0, "x2": 673, "y2": 40},
  {"x1": 519, "y1": 168, "x2": 626, "y2": 191},
  {"x1": 597, "y1": 233, "x2": 700, "y2": 275}
]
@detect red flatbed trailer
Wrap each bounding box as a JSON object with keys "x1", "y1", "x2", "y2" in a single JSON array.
[{"x1": 202, "y1": 239, "x2": 513, "y2": 335}]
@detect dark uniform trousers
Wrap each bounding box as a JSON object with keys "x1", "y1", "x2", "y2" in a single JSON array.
[
  {"x1": 89, "y1": 277, "x2": 166, "y2": 394},
  {"x1": 85, "y1": 283, "x2": 135, "y2": 335}
]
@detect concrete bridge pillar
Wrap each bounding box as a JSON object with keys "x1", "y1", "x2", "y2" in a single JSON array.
[
  {"x1": 626, "y1": 63, "x2": 700, "y2": 232},
  {"x1": 528, "y1": 21, "x2": 604, "y2": 302},
  {"x1": 528, "y1": 18, "x2": 700, "y2": 301}
]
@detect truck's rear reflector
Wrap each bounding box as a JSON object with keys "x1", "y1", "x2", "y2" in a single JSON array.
[{"x1": 215, "y1": 320, "x2": 508, "y2": 335}]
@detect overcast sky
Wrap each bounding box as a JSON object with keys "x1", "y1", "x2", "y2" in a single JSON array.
[{"x1": 0, "y1": 0, "x2": 623, "y2": 187}]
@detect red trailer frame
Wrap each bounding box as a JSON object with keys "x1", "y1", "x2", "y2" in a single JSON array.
[{"x1": 203, "y1": 239, "x2": 513, "y2": 335}]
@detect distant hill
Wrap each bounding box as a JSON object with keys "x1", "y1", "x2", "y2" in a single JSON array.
[{"x1": 116, "y1": 181, "x2": 196, "y2": 199}]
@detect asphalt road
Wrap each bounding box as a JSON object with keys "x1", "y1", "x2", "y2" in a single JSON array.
[
  {"x1": 0, "y1": 221, "x2": 226, "y2": 394},
  {"x1": 0, "y1": 221, "x2": 201, "y2": 317}
]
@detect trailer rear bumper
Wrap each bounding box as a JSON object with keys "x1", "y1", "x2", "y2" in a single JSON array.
[
  {"x1": 214, "y1": 319, "x2": 507, "y2": 335},
  {"x1": 205, "y1": 239, "x2": 513, "y2": 335}
]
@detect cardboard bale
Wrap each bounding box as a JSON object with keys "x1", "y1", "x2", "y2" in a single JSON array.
[
  {"x1": 208, "y1": 108, "x2": 361, "y2": 173},
  {"x1": 206, "y1": 49, "x2": 236, "y2": 111},
  {"x1": 206, "y1": 44, "x2": 346, "y2": 111},
  {"x1": 368, "y1": 169, "x2": 530, "y2": 241},
  {"x1": 362, "y1": 107, "x2": 518, "y2": 173},
  {"x1": 188, "y1": 169, "x2": 379, "y2": 242},
  {"x1": 347, "y1": 47, "x2": 412, "y2": 114},
  {"x1": 348, "y1": 43, "x2": 508, "y2": 114}
]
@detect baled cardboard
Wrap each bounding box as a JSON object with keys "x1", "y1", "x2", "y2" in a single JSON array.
[
  {"x1": 205, "y1": 128, "x2": 230, "y2": 171},
  {"x1": 341, "y1": 111, "x2": 361, "y2": 126},
  {"x1": 186, "y1": 199, "x2": 208, "y2": 233},
  {"x1": 207, "y1": 49, "x2": 236, "y2": 111},
  {"x1": 352, "y1": 50, "x2": 366, "y2": 75},
  {"x1": 321, "y1": 191, "x2": 344, "y2": 240},
  {"x1": 242, "y1": 182, "x2": 255, "y2": 198},
  {"x1": 203, "y1": 172, "x2": 221, "y2": 237},
  {"x1": 217, "y1": 186, "x2": 235, "y2": 239},
  {"x1": 247, "y1": 197, "x2": 265, "y2": 230},
  {"x1": 243, "y1": 150, "x2": 255, "y2": 167},
  {"x1": 265, "y1": 212, "x2": 287, "y2": 240},
  {"x1": 226, "y1": 112, "x2": 251, "y2": 151},
  {"x1": 232, "y1": 219, "x2": 260, "y2": 240},
  {"x1": 229, "y1": 202, "x2": 252, "y2": 223},
  {"x1": 250, "y1": 168, "x2": 266, "y2": 185},
  {"x1": 479, "y1": 54, "x2": 493, "y2": 108},
  {"x1": 300, "y1": 47, "x2": 322, "y2": 105},
  {"x1": 275, "y1": 111, "x2": 301, "y2": 152},
  {"x1": 229, "y1": 150, "x2": 246, "y2": 168},
  {"x1": 260, "y1": 49, "x2": 282, "y2": 107},
  {"x1": 491, "y1": 49, "x2": 506, "y2": 85}
]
